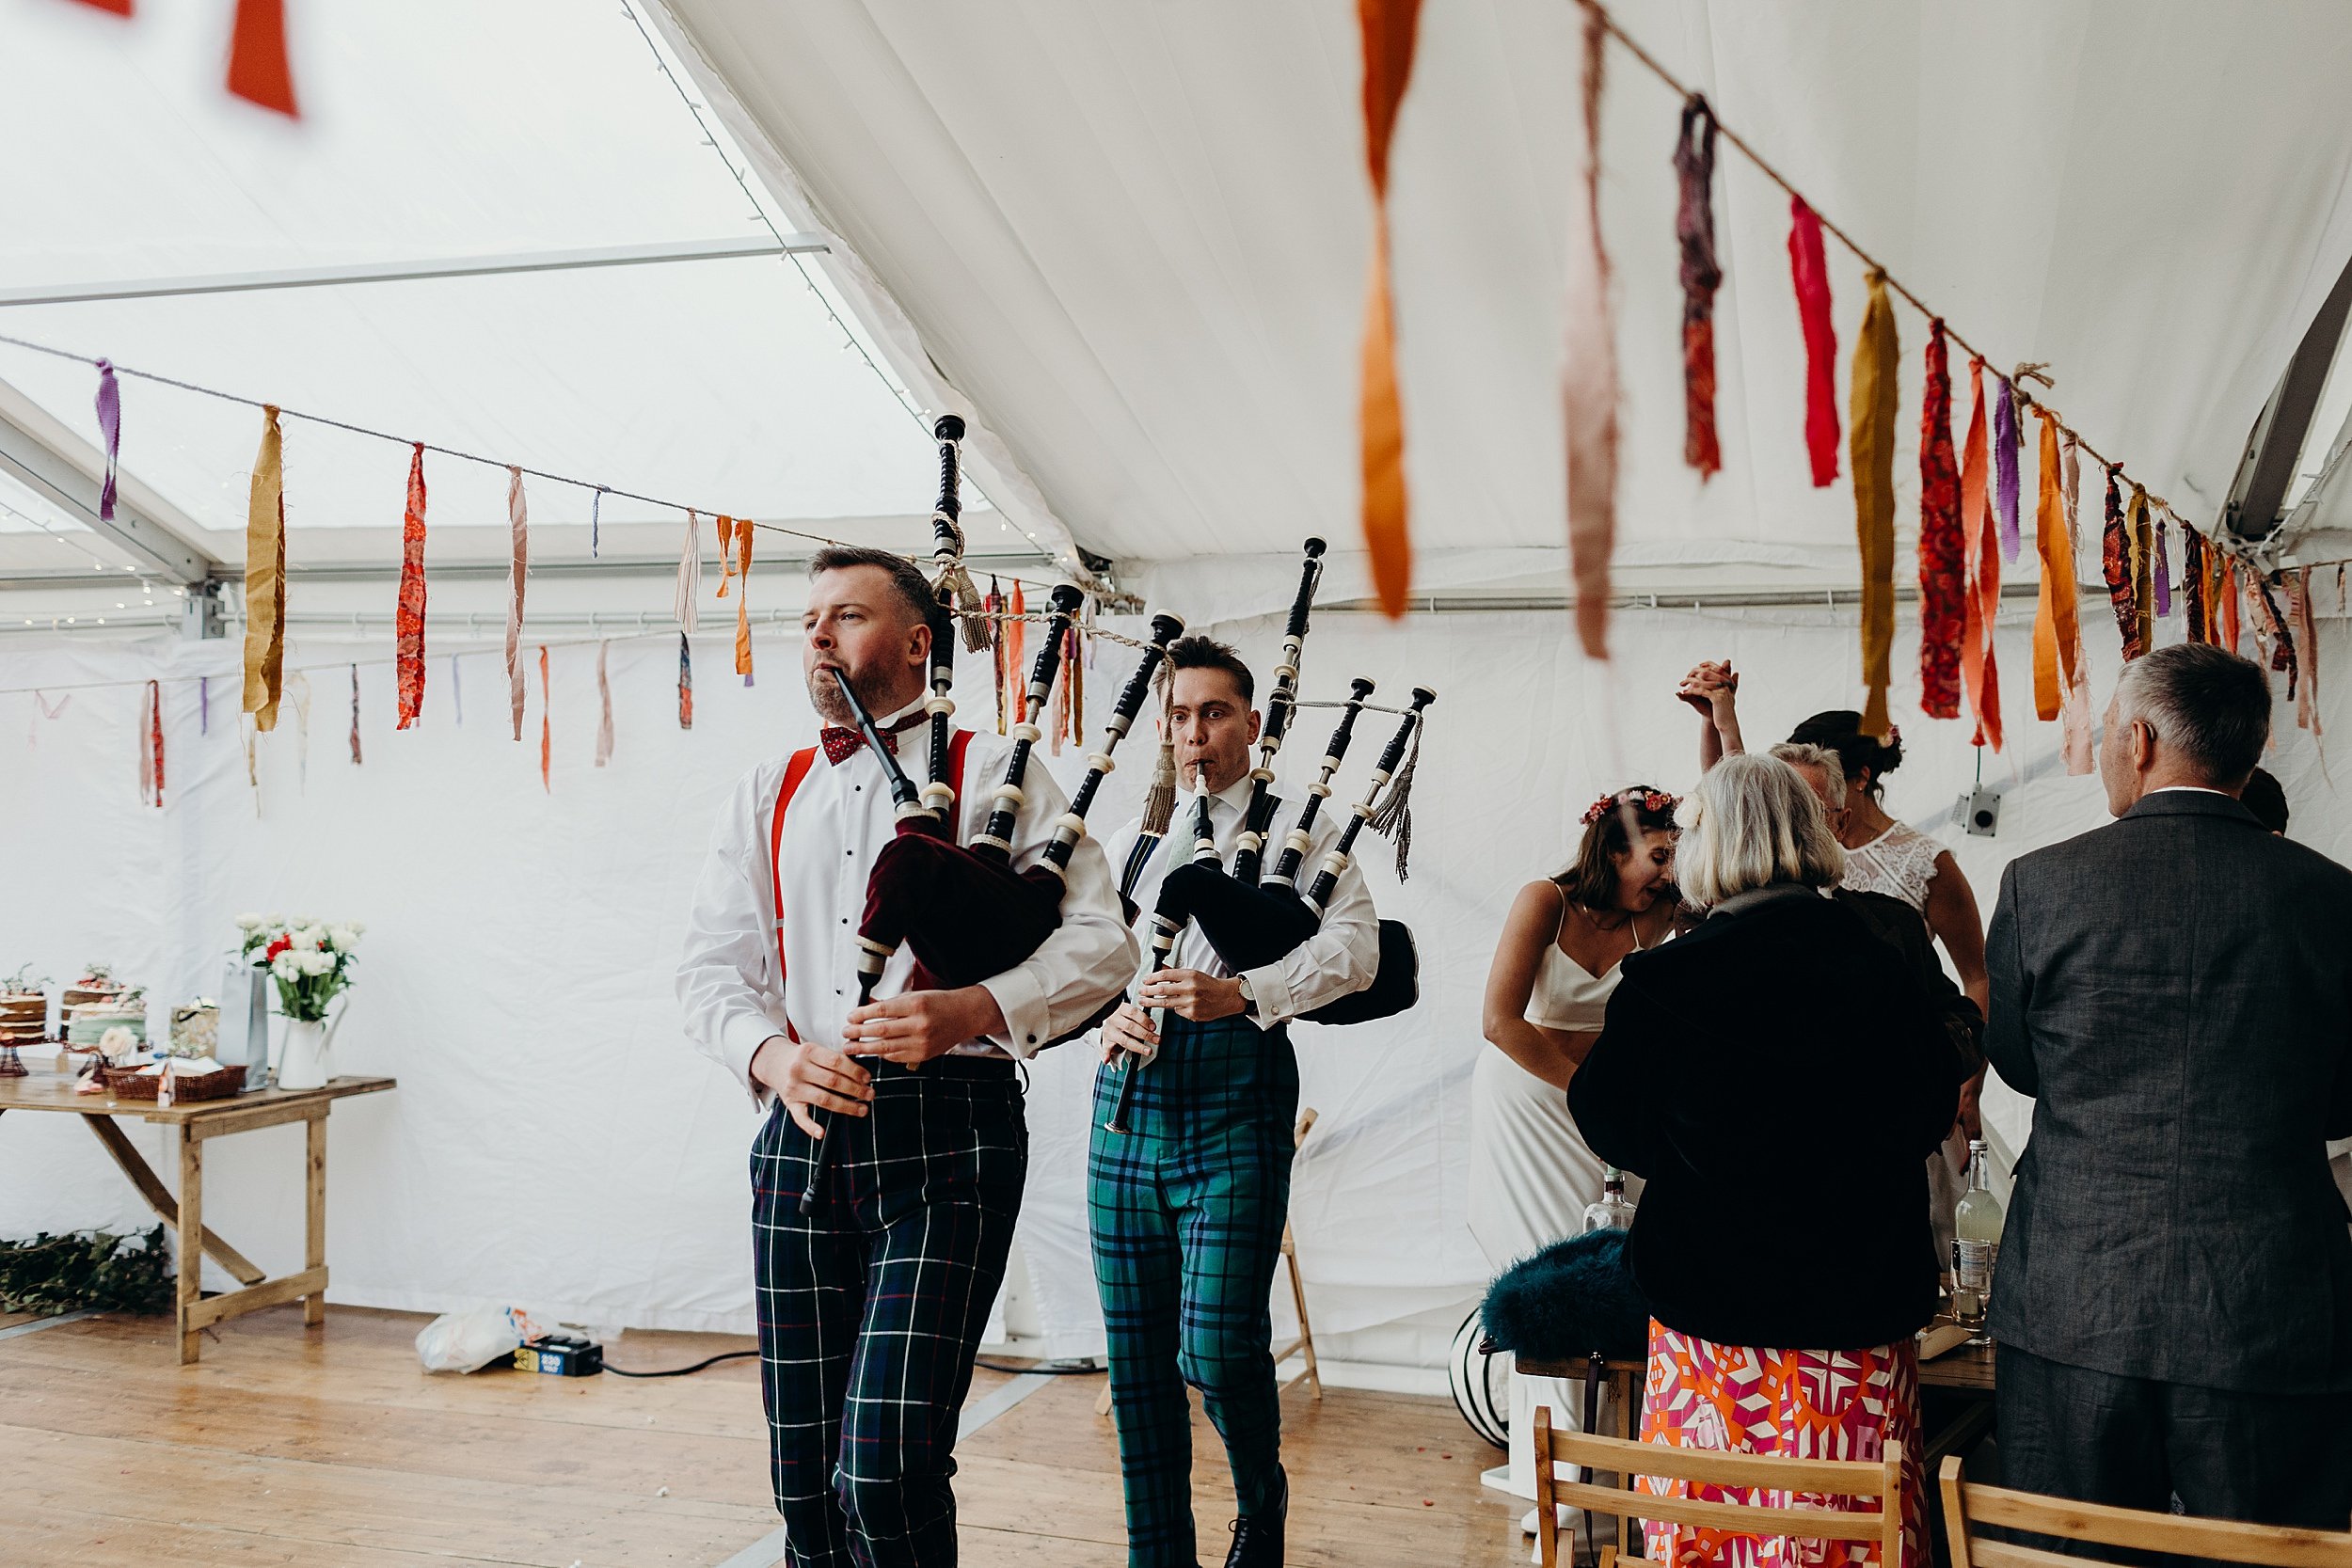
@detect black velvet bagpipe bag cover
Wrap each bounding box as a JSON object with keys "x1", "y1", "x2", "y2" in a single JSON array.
[{"x1": 1478, "y1": 1229, "x2": 1649, "y2": 1365}]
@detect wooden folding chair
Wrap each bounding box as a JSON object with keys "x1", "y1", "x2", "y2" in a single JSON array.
[
  {"x1": 1939, "y1": 1455, "x2": 2352, "y2": 1568},
  {"x1": 1532, "y1": 1409, "x2": 1905, "y2": 1568},
  {"x1": 1095, "y1": 1107, "x2": 1324, "y2": 1418}
]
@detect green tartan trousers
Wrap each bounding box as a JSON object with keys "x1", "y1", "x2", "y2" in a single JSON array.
[{"x1": 1089, "y1": 1014, "x2": 1297, "y2": 1568}]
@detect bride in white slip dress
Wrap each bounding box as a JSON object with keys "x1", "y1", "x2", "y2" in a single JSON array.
[{"x1": 1471, "y1": 785, "x2": 1680, "y2": 1529}]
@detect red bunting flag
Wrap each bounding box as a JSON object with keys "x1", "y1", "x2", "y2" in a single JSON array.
[
  {"x1": 1916, "y1": 323, "x2": 1963, "y2": 718},
  {"x1": 1788, "y1": 198, "x2": 1839, "y2": 487},
  {"x1": 395, "y1": 444, "x2": 427, "y2": 729}
]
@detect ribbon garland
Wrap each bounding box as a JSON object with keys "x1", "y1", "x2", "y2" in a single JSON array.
[
  {"x1": 1353, "y1": 0, "x2": 1422, "y2": 617},
  {"x1": 1563, "y1": 2, "x2": 1620, "y2": 659},
  {"x1": 1788, "y1": 198, "x2": 1839, "y2": 487},
  {"x1": 227, "y1": 0, "x2": 298, "y2": 117},
  {"x1": 538, "y1": 644, "x2": 552, "y2": 793},
  {"x1": 677, "y1": 632, "x2": 693, "y2": 731},
  {"x1": 1915, "y1": 322, "x2": 1963, "y2": 719},
  {"x1": 1675, "y1": 94, "x2": 1723, "y2": 480},
  {"x1": 674, "y1": 510, "x2": 701, "y2": 633},
  {"x1": 595, "y1": 641, "x2": 614, "y2": 768},
  {"x1": 94, "y1": 358, "x2": 121, "y2": 522},
  {"x1": 348, "y1": 664, "x2": 362, "y2": 766},
  {"x1": 395, "y1": 443, "x2": 428, "y2": 729},
  {"x1": 1992, "y1": 376, "x2": 2022, "y2": 563},
  {"x1": 1959, "y1": 358, "x2": 2003, "y2": 752},
  {"x1": 1849, "y1": 271, "x2": 1899, "y2": 739},
  {"x1": 505, "y1": 466, "x2": 530, "y2": 740},
  {"x1": 242, "y1": 404, "x2": 288, "y2": 731},
  {"x1": 2101, "y1": 467, "x2": 2140, "y2": 660},
  {"x1": 137, "y1": 680, "x2": 163, "y2": 808}
]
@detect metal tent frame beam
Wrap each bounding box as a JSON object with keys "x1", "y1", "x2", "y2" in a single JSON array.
[
  {"x1": 0, "y1": 376, "x2": 216, "y2": 585},
  {"x1": 2218, "y1": 250, "x2": 2352, "y2": 541},
  {"x1": 0, "y1": 235, "x2": 831, "y2": 309}
]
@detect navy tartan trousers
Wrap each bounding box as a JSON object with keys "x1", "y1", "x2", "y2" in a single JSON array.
[
  {"x1": 751, "y1": 1055, "x2": 1025, "y2": 1568},
  {"x1": 1089, "y1": 1015, "x2": 1298, "y2": 1568}
]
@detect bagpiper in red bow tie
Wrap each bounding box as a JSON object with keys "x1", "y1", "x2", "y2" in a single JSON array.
[{"x1": 818, "y1": 711, "x2": 926, "y2": 765}]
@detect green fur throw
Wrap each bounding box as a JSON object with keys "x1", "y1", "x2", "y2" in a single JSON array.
[{"x1": 1480, "y1": 1229, "x2": 1648, "y2": 1363}]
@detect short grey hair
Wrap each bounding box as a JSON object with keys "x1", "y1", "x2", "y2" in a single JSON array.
[
  {"x1": 1676, "y1": 753, "x2": 1847, "y2": 908},
  {"x1": 2112, "y1": 643, "x2": 2271, "y2": 786},
  {"x1": 1769, "y1": 742, "x2": 1849, "y2": 810}
]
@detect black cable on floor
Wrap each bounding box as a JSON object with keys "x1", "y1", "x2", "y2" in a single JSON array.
[
  {"x1": 603, "y1": 1349, "x2": 760, "y2": 1378},
  {"x1": 972, "y1": 1357, "x2": 1104, "y2": 1376}
]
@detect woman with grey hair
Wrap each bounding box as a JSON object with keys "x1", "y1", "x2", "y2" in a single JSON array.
[{"x1": 1567, "y1": 753, "x2": 1957, "y2": 1566}]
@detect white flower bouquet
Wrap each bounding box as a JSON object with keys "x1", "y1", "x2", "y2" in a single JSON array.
[{"x1": 239, "y1": 915, "x2": 364, "y2": 1024}]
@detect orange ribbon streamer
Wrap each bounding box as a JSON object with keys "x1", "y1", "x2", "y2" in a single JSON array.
[
  {"x1": 714, "y1": 515, "x2": 755, "y2": 684},
  {"x1": 1355, "y1": 0, "x2": 1422, "y2": 617},
  {"x1": 242, "y1": 404, "x2": 287, "y2": 732},
  {"x1": 538, "y1": 645, "x2": 551, "y2": 793},
  {"x1": 2030, "y1": 412, "x2": 2080, "y2": 721},
  {"x1": 1849, "y1": 271, "x2": 1899, "y2": 738},
  {"x1": 1563, "y1": 4, "x2": 1619, "y2": 659}
]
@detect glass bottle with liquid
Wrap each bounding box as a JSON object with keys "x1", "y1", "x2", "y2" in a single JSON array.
[
  {"x1": 1950, "y1": 1139, "x2": 2004, "y2": 1335},
  {"x1": 1582, "y1": 1167, "x2": 1636, "y2": 1233}
]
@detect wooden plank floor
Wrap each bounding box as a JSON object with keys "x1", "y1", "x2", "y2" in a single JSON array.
[{"x1": 0, "y1": 1306, "x2": 1519, "y2": 1566}]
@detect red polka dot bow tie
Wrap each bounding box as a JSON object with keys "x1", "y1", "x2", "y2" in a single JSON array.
[{"x1": 818, "y1": 712, "x2": 925, "y2": 765}]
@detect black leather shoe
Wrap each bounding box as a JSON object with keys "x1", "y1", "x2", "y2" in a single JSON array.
[{"x1": 1223, "y1": 1471, "x2": 1287, "y2": 1567}]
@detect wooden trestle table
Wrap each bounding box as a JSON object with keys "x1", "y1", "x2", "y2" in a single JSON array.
[{"x1": 0, "y1": 1073, "x2": 395, "y2": 1363}]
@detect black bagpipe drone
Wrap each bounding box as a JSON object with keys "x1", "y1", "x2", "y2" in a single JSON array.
[
  {"x1": 799, "y1": 422, "x2": 1186, "y2": 1209},
  {"x1": 1104, "y1": 538, "x2": 1435, "y2": 1134}
]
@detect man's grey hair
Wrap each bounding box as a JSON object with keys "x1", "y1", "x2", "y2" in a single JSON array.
[
  {"x1": 2112, "y1": 643, "x2": 2271, "y2": 786},
  {"x1": 1768, "y1": 742, "x2": 1849, "y2": 810},
  {"x1": 1675, "y1": 753, "x2": 1847, "y2": 908}
]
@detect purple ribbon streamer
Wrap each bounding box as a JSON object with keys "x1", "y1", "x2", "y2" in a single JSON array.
[
  {"x1": 591, "y1": 486, "x2": 605, "y2": 560},
  {"x1": 199, "y1": 675, "x2": 209, "y2": 736},
  {"x1": 94, "y1": 358, "x2": 120, "y2": 521},
  {"x1": 2153, "y1": 514, "x2": 2173, "y2": 617},
  {"x1": 1992, "y1": 376, "x2": 2021, "y2": 562}
]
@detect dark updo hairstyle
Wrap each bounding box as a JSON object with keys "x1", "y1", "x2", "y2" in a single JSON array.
[
  {"x1": 1554, "y1": 784, "x2": 1680, "y2": 912},
  {"x1": 1786, "y1": 710, "x2": 1904, "y2": 800}
]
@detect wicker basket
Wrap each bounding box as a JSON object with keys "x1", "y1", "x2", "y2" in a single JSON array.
[{"x1": 100, "y1": 1062, "x2": 246, "y2": 1102}]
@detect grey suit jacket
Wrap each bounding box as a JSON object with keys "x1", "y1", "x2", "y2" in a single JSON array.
[{"x1": 1984, "y1": 789, "x2": 2352, "y2": 1393}]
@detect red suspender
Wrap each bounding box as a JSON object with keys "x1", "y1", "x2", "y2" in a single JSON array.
[
  {"x1": 765, "y1": 729, "x2": 977, "y2": 1040},
  {"x1": 768, "y1": 747, "x2": 818, "y2": 1043}
]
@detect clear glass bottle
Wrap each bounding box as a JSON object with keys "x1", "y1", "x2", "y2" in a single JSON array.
[
  {"x1": 1582, "y1": 1167, "x2": 1636, "y2": 1233},
  {"x1": 1950, "y1": 1139, "x2": 2005, "y2": 1334}
]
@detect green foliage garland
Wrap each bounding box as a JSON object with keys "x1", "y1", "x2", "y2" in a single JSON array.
[{"x1": 0, "y1": 1226, "x2": 173, "y2": 1316}]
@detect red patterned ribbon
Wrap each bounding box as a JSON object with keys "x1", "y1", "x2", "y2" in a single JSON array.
[
  {"x1": 138, "y1": 680, "x2": 164, "y2": 808},
  {"x1": 395, "y1": 443, "x2": 427, "y2": 729},
  {"x1": 1958, "y1": 359, "x2": 2002, "y2": 752},
  {"x1": 2129, "y1": 486, "x2": 2155, "y2": 657},
  {"x1": 1915, "y1": 322, "x2": 1963, "y2": 718},
  {"x1": 348, "y1": 664, "x2": 362, "y2": 766},
  {"x1": 2218, "y1": 559, "x2": 2242, "y2": 653},
  {"x1": 2255, "y1": 575, "x2": 2296, "y2": 697},
  {"x1": 1788, "y1": 198, "x2": 1838, "y2": 487},
  {"x1": 2100, "y1": 467, "x2": 2140, "y2": 660},
  {"x1": 2180, "y1": 526, "x2": 2208, "y2": 643},
  {"x1": 1675, "y1": 95, "x2": 1722, "y2": 480},
  {"x1": 677, "y1": 632, "x2": 693, "y2": 732}
]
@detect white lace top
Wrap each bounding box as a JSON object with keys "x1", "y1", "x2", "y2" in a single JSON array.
[{"x1": 1841, "y1": 820, "x2": 1946, "y2": 912}]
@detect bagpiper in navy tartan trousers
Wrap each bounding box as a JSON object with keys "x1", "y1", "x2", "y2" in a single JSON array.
[
  {"x1": 1089, "y1": 1015, "x2": 1298, "y2": 1568},
  {"x1": 751, "y1": 1054, "x2": 1025, "y2": 1568}
]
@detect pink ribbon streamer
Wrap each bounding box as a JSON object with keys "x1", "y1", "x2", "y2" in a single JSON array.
[
  {"x1": 29, "y1": 690, "x2": 70, "y2": 751},
  {"x1": 1562, "y1": 4, "x2": 1618, "y2": 660},
  {"x1": 94, "y1": 359, "x2": 120, "y2": 522},
  {"x1": 505, "y1": 467, "x2": 529, "y2": 742},
  {"x1": 595, "y1": 641, "x2": 614, "y2": 768},
  {"x1": 349, "y1": 664, "x2": 362, "y2": 766}
]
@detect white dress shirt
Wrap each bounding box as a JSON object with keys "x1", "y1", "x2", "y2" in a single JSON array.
[
  {"x1": 1103, "y1": 771, "x2": 1379, "y2": 1026},
  {"x1": 677, "y1": 698, "x2": 1138, "y2": 1105}
]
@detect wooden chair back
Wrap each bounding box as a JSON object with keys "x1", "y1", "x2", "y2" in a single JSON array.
[
  {"x1": 1938, "y1": 1455, "x2": 2352, "y2": 1568},
  {"x1": 1532, "y1": 1406, "x2": 1904, "y2": 1568}
]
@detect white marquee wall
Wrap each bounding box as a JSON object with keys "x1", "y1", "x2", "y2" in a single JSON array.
[{"x1": 4, "y1": 603, "x2": 2344, "y2": 1367}]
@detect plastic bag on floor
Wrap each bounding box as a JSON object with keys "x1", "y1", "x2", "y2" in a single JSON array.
[{"x1": 416, "y1": 1305, "x2": 544, "y2": 1373}]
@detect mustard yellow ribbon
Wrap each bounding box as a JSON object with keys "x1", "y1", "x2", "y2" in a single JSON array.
[{"x1": 241, "y1": 405, "x2": 286, "y2": 731}]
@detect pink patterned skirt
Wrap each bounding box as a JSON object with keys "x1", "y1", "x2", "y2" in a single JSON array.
[{"x1": 1636, "y1": 1321, "x2": 1924, "y2": 1568}]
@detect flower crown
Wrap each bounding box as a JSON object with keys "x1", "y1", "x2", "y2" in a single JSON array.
[{"x1": 1581, "y1": 788, "x2": 1678, "y2": 827}]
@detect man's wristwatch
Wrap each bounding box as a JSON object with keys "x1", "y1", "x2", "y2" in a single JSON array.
[{"x1": 1234, "y1": 974, "x2": 1259, "y2": 1020}]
